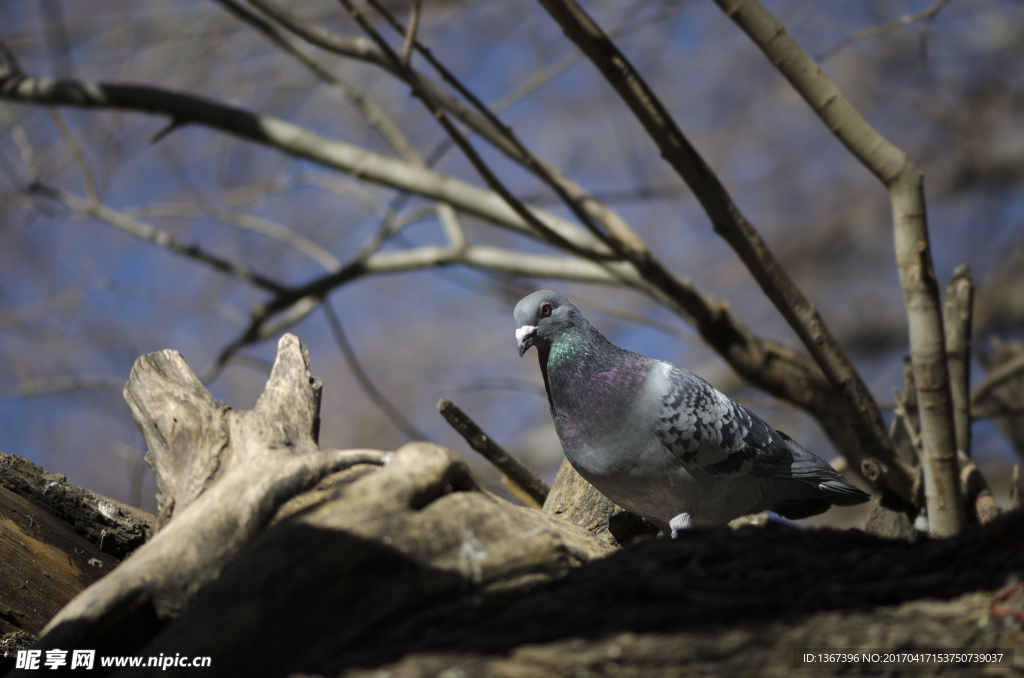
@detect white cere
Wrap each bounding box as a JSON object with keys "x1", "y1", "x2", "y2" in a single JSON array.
[{"x1": 515, "y1": 325, "x2": 537, "y2": 343}]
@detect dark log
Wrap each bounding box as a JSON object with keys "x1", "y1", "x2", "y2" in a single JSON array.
[
  {"x1": 0, "y1": 452, "x2": 153, "y2": 559},
  {"x1": 0, "y1": 486, "x2": 118, "y2": 636}
]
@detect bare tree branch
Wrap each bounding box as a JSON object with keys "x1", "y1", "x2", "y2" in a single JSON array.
[
  {"x1": 714, "y1": 0, "x2": 964, "y2": 535},
  {"x1": 437, "y1": 399, "x2": 550, "y2": 509},
  {"x1": 215, "y1": 0, "x2": 466, "y2": 250},
  {"x1": 366, "y1": 0, "x2": 645, "y2": 255},
  {"x1": 130, "y1": 203, "x2": 341, "y2": 272},
  {"x1": 0, "y1": 105, "x2": 39, "y2": 183},
  {"x1": 31, "y1": 183, "x2": 289, "y2": 294},
  {"x1": 342, "y1": 0, "x2": 628, "y2": 261},
  {"x1": 48, "y1": 108, "x2": 98, "y2": 205},
  {"x1": 537, "y1": 0, "x2": 911, "y2": 500},
  {"x1": 0, "y1": 73, "x2": 606, "y2": 256},
  {"x1": 944, "y1": 264, "x2": 973, "y2": 460},
  {"x1": 399, "y1": 0, "x2": 422, "y2": 68},
  {"x1": 212, "y1": 0, "x2": 420, "y2": 164},
  {"x1": 247, "y1": 0, "x2": 641, "y2": 248}
]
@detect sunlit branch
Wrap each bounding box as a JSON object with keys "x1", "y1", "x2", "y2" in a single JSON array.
[
  {"x1": 0, "y1": 73, "x2": 606, "y2": 256},
  {"x1": 215, "y1": 0, "x2": 466, "y2": 250},
  {"x1": 249, "y1": 0, "x2": 639, "y2": 247},
  {"x1": 213, "y1": 0, "x2": 419, "y2": 164},
  {"x1": 399, "y1": 0, "x2": 422, "y2": 68}
]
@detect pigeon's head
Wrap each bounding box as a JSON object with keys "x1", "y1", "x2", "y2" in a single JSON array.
[{"x1": 513, "y1": 290, "x2": 580, "y2": 357}]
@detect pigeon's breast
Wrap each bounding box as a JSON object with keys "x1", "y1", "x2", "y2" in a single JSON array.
[{"x1": 548, "y1": 351, "x2": 656, "y2": 471}]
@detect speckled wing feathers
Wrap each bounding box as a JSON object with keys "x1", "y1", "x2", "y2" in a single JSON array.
[{"x1": 653, "y1": 363, "x2": 789, "y2": 479}]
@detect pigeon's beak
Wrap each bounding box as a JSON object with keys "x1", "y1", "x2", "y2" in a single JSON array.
[{"x1": 515, "y1": 325, "x2": 537, "y2": 357}]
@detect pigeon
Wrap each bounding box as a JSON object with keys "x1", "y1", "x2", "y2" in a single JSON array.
[{"x1": 514, "y1": 290, "x2": 870, "y2": 535}]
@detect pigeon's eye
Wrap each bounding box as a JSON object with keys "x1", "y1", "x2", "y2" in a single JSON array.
[{"x1": 540, "y1": 303, "x2": 552, "y2": 318}]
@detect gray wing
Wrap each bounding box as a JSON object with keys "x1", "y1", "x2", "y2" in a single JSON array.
[{"x1": 652, "y1": 362, "x2": 791, "y2": 478}]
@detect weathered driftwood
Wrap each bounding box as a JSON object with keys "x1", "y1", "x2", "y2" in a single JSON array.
[
  {"x1": 28, "y1": 335, "x2": 394, "y2": 658},
  {"x1": 16, "y1": 334, "x2": 607, "y2": 671}
]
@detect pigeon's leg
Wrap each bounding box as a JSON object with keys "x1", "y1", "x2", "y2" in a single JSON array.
[{"x1": 669, "y1": 512, "x2": 692, "y2": 538}]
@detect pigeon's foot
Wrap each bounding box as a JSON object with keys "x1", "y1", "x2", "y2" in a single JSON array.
[{"x1": 669, "y1": 512, "x2": 692, "y2": 538}]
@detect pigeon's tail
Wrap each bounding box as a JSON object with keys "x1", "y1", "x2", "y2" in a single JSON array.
[
  {"x1": 775, "y1": 430, "x2": 871, "y2": 509},
  {"x1": 818, "y1": 478, "x2": 872, "y2": 506}
]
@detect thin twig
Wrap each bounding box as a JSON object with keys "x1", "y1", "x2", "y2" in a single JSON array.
[
  {"x1": 249, "y1": 0, "x2": 641, "y2": 248},
  {"x1": 130, "y1": 203, "x2": 341, "y2": 272},
  {"x1": 343, "y1": 0, "x2": 622, "y2": 262},
  {"x1": 892, "y1": 388, "x2": 924, "y2": 456},
  {"x1": 399, "y1": 0, "x2": 422, "y2": 68},
  {"x1": 31, "y1": 183, "x2": 288, "y2": 294},
  {"x1": 221, "y1": 0, "x2": 468, "y2": 258},
  {"x1": 209, "y1": 240, "x2": 647, "y2": 375},
  {"x1": 437, "y1": 399, "x2": 550, "y2": 508},
  {"x1": 214, "y1": 0, "x2": 420, "y2": 163},
  {"x1": 48, "y1": 108, "x2": 99, "y2": 206},
  {"x1": 324, "y1": 301, "x2": 430, "y2": 442},
  {"x1": 971, "y1": 354, "x2": 1024, "y2": 406},
  {"x1": 366, "y1": 0, "x2": 642, "y2": 256},
  {"x1": 0, "y1": 376, "x2": 125, "y2": 399},
  {"x1": 816, "y1": 0, "x2": 954, "y2": 63}
]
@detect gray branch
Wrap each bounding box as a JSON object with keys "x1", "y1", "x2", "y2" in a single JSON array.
[{"x1": 712, "y1": 0, "x2": 963, "y2": 534}]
